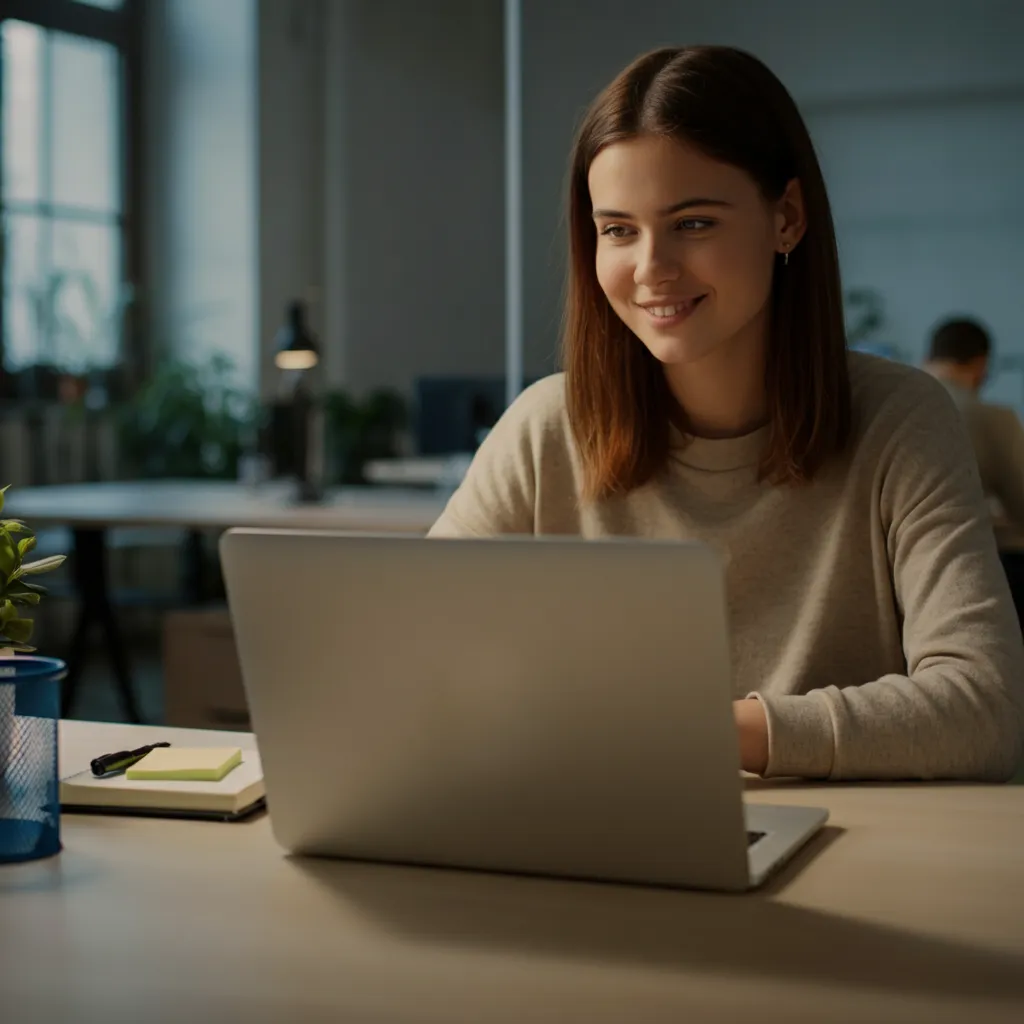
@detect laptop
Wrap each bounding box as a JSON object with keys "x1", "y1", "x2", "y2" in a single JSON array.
[{"x1": 220, "y1": 530, "x2": 827, "y2": 892}]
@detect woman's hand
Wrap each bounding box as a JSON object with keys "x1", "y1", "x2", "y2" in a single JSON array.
[{"x1": 734, "y1": 698, "x2": 769, "y2": 775}]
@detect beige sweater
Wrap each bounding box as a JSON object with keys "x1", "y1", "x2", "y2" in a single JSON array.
[
  {"x1": 429, "y1": 353, "x2": 1024, "y2": 781},
  {"x1": 935, "y1": 378, "x2": 1024, "y2": 551}
]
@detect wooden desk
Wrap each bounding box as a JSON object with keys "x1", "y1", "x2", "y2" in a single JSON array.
[
  {"x1": 4, "y1": 482, "x2": 448, "y2": 721},
  {"x1": 2, "y1": 720, "x2": 1023, "y2": 1023}
]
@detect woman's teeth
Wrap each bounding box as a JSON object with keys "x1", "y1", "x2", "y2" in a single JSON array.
[{"x1": 644, "y1": 298, "x2": 701, "y2": 317}]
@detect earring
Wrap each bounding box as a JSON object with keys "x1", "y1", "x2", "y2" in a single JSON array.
[{"x1": 784, "y1": 250, "x2": 789, "y2": 266}]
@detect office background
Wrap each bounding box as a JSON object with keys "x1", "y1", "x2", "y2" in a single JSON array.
[{"x1": 1, "y1": 0, "x2": 1023, "y2": 722}]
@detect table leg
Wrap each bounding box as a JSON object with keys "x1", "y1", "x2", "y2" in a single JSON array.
[
  {"x1": 180, "y1": 529, "x2": 206, "y2": 606},
  {"x1": 61, "y1": 528, "x2": 142, "y2": 724}
]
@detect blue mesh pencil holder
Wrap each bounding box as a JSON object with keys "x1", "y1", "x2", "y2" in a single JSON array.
[{"x1": 0, "y1": 656, "x2": 66, "y2": 864}]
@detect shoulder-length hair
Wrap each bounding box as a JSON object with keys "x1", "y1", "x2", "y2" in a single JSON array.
[{"x1": 562, "y1": 46, "x2": 851, "y2": 501}]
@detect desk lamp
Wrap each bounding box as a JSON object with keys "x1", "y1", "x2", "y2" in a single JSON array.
[{"x1": 274, "y1": 300, "x2": 322, "y2": 503}]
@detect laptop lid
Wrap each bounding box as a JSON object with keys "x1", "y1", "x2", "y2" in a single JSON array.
[{"x1": 220, "y1": 530, "x2": 751, "y2": 891}]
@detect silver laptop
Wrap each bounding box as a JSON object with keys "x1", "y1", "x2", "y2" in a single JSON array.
[{"x1": 220, "y1": 530, "x2": 827, "y2": 891}]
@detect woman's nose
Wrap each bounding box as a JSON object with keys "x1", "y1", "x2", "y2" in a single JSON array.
[{"x1": 633, "y1": 235, "x2": 681, "y2": 287}]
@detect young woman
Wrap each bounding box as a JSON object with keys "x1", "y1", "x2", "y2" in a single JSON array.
[{"x1": 430, "y1": 46, "x2": 1024, "y2": 781}]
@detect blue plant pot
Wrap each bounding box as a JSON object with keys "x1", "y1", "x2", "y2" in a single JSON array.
[{"x1": 0, "y1": 655, "x2": 67, "y2": 864}]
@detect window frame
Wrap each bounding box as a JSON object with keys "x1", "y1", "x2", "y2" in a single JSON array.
[{"x1": 0, "y1": 0, "x2": 142, "y2": 390}]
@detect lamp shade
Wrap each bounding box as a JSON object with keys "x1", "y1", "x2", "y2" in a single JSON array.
[{"x1": 274, "y1": 300, "x2": 319, "y2": 371}]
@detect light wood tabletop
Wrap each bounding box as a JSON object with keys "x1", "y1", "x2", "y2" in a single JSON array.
[
  {"x1": 1, "y1": 719, "x2": 1023, "y2": 1023},
  {"x1": 3, "y1": 479, "x2": 448, "y2": 533}
]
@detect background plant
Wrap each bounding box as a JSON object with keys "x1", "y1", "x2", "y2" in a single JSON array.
[
  {"x1": 0, "y1": 486, "x2": 66, "y2": 652},
  {"x1": 116, "y1": 352, "x2": 257, "y2": 479}
]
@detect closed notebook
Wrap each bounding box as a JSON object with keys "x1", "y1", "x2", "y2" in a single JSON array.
[{"x1": 60, "y1": 747, "x2": 265, "y2": 819}]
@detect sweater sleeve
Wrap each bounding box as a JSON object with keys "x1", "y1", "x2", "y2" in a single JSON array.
[{"x1": 756, "y1": 382, "x2": 1024, "y2": 781}]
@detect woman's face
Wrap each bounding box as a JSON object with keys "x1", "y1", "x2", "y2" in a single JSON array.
[{"x1": 588, "y1": 135, "x2": 803, "y2": 371}]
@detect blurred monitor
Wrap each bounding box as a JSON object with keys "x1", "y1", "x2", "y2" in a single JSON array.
[{"x1": 415, "y1": 376, "x2": 538, "y2": 455}]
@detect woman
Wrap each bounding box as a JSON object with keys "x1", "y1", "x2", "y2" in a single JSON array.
[{"x1": 430, "y1": 46, "x2": 1024, "y2": 781}]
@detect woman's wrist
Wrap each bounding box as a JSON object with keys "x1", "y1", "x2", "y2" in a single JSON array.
[{"x1": 734, "y1": 698, "x2": 770, "y2": 775}]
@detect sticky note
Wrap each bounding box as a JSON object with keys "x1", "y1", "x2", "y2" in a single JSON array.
[{"x1": 126, "y1": 747, "x2": 242, "y2": 782}]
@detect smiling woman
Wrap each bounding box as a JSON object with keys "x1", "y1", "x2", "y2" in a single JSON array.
[{"x1": 429, "y1": 46, "x2": 1024, "y2": 784}]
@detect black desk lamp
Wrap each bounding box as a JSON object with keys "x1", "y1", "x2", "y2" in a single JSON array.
[{"x1": 274, "y1": 300, "x2": 322, "y2": 502}]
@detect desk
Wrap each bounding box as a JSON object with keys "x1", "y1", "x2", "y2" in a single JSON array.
[
  {"x1": 2, "y1": 720, "x2": 1023, "y2": 1023},
  {"x1": 4, "y1": 482, "x2": 448, "y2": 721}
]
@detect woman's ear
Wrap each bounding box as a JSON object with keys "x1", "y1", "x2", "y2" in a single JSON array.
[{"x1": 774, "y1": 178, "x2": 807, "y2": 253}]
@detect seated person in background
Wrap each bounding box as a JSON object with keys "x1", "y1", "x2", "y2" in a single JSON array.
[
  {"x1": 925, "y1": 317, "x2": 1024, "y2": 626},
  {"x1": 430, "y1": 46, "x2": 1024, "y2": 782},
  {"x1": 924, "y1": 318, "x2": 1024, "y2": 545}
]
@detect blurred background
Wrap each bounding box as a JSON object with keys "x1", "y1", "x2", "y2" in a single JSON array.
[{"x1": 1, "y1": 0, "x2": 1022, "y2": 725}]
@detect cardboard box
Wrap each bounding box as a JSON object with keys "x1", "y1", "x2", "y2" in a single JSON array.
[{"x1": 162, "y1": 607, "x2": 250, "y2": 731}]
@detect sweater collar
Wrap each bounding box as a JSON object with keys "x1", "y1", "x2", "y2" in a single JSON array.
[{"x1": 668, "y1": 420, "x2": 770, "y2": 472}]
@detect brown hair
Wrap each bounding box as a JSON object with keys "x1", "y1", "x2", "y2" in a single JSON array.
[{"x1": 562, "y1": 46, "x2": 851, "y2": 500}]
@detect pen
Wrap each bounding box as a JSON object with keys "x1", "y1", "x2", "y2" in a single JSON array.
[{"x1": 91, "y1": 741, "x2": 172, "y2": 777}]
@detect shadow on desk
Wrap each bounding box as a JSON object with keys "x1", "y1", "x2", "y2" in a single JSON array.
[{"x1": 289, "y1": 837, "x2": 1024, "y2": 1001}]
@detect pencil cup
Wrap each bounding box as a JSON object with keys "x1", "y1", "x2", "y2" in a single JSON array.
[{"x1": 0, "y1": 656, "x2": 66, "y2": 864}]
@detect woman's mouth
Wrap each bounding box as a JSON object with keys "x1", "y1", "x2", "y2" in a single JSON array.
[{"x1": 636, "y1": 296, "x2": 706, "y2": 325}]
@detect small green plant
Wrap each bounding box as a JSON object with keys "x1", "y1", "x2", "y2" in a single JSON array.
[{"x1": 0, "y1": 486, "x2": 66, "y2": 653}]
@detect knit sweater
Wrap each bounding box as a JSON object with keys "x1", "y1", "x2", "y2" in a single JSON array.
[{"x1": 429, "y1": 353, "x2": 1024, "y2": 780}]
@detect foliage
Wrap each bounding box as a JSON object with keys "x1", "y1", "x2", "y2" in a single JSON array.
[
  {"x1": 323, "y1": 388, "x2": 408, "y2": 484},
  {"x1": 844, "y1": 288, "x2": 885, "y2": 347},
  {"x1": 116, "y1": 353, "x2": 258, "y2": 479},
  {"x1": 0, "y1": 486, "x2": 66, "y2": 653},
  {"x1": 27, "y1": 270, "x2": 131, "y2": 375}
]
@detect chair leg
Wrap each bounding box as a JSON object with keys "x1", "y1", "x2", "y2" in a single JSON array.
[
  {"x1": 60, "y1": 604, "x2": 94, "y2": 719},
  {"x1": 66, "y1": 528, "x2": 143, "y2": 724}
]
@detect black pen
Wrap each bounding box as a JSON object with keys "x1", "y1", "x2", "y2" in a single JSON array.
[{"x1": 91, "y1": 742, "x2": 172, "y2": 777}]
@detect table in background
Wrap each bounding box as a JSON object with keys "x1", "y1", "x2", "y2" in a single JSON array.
[
  {"x1": 5, "y1": 481, "x2": 448, "y2": 721},
  {"x1": 1, "y1": 720, "x2": 1022, "y2": 1022}
]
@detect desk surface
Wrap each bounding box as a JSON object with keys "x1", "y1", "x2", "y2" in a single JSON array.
[
  {"x1": 2, "y1": 720, "x2": 1023, "y2": 1024},
  {"x1": 4, "y1": 479, "x2": 447, "y2": 532}
]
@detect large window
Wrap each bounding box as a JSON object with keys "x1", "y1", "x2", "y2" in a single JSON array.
[{"x1": 0, "y1": 0, "x2": 137, "y2": 387}]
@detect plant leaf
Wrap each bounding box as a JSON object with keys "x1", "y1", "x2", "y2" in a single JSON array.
[
  {"x1": 8, "y1": 591, "x2": 41, "y2": 607},
  {"x1": 0, "y1": 532, "x2": 16, "y2": 578},
  {"x1": 6, "y1": 579, "x2": 46, "y2": 596},
  {"x1": 0, "y1": 518, "x2": 30, "y2": 534},
  {"x1": 17, "y1": 535, "x2": 36, "y2": 558},
  {"x1": 0, "y1": 600, "x2": 14, "y2": 624},
  {"x1": 0, "y1": 484, "x2": 7, "y2": 515},
  {"x1": 0, "y1": 616, "x2": 32, "y2": 644},
  {"x1": 0, "y1": 638, "x2": 36, "y2": 653},
  {"x1": 18, "y1": 554, "x2": 66, "y2": 575}
]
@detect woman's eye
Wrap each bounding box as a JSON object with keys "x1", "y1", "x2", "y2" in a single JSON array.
[
  {"x1": 676, "y1": 218, "x2": 715, "y2": 231},
  {"x1": 599, "y1": 224, "x2": 631, "y2": 238}
]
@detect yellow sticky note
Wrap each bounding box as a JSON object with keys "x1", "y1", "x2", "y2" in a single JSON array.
[{"x1": 126, "y1": 747, "x2": 242, "y2": 782}]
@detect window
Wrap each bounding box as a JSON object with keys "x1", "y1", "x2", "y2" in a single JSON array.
[{"x1": 0, "y1": 0, "x2": 137, "y2": 385}]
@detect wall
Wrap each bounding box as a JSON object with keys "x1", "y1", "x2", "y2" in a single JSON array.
[
  {"x1": 257, "y1": 0, "x2": 325, "y2": 399},
  {"x1": 315, "y1": 0, "x2": 506, "y2": 398},
  {"x1": 520, "y1": 0, "x2": 1024, "y2": 397},
  {"x1": 143, "y1": 0, "x2": 258, "y2": 389}
]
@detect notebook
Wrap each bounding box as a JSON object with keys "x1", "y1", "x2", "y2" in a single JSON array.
[{"x1": 60, "y1": 748, "x2": 265, "y2": 821}]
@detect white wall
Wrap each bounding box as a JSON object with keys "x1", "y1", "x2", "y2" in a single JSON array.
[
  {"x1": 314, "y1": 0, "x2": 506, "y2": 399},
  {"x1": 257, "y1": 0, "x2": 325, "y2": 399},
  {"x1": 520, "y1": 0, "x2": 1024, "y2": 396},
  {"x1": 143, "y1": 0, "x2": 258, "y2": 388}
]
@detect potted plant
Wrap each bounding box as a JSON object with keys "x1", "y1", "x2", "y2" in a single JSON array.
[
  {"x1": 0, "y1": 485, "x2": 67, "y2": 779},
  {"x1": 323, "y1": 387, "x2": 408, "y2": 484},
  {"x1": 115, "y1": 352, "x2": 257, "y2": 479}
]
